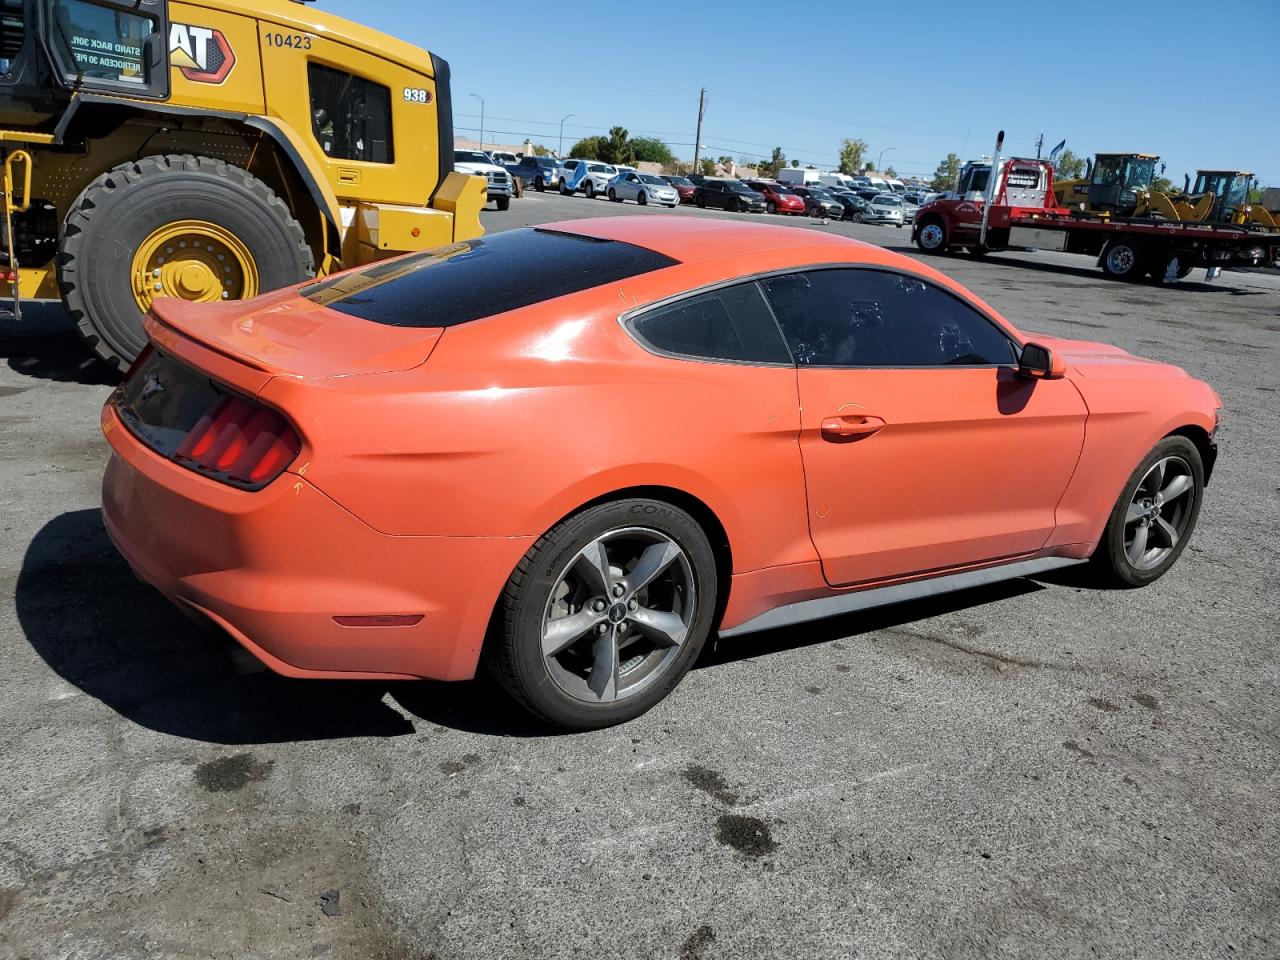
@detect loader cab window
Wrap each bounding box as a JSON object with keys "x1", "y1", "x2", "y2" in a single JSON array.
[
  {"x1": 49, "y1": 0, "x2": 160, "y2": 86},
  {"x1": 0, "y1": 0, "x2": 25, "y2": 78},
  {"x1": 309, "y1": 62, "x2": 395, "y2": 164}
]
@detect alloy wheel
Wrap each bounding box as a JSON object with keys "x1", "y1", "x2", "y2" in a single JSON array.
[
  {"x1": 541, "y1": 527, "x2": 695, "y2": 703},
  {"x1": 1123, "y1": 456, "x2": 1196, "y2": 570}
]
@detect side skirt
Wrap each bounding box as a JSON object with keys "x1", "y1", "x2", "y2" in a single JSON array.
[{"x1": 718, "y1": 556, "x2": 1084, "y2": 639}]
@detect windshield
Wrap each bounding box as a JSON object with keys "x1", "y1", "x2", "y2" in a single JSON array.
[
  {"x1": 638, "y1": 174, "x2": 666, "y2": 185},
  {"x1": 589, "y1": 164, "x2": 614, "y2": 174},
  {"x1": 455, "y1": 151, "x2": 491, "y2": 164},
  {"x1": 1124, "y1": 157, "x2": 1157, "y2": 189},
  {"x1": 729, "y1": 182, "x2": 756, "y2": 193},
  {"x1": 873, "y1": 194, "x2": 900, "y2": 205},
  {"x1": 665, "y1": 176, "x2": 693, "y2": 186}
]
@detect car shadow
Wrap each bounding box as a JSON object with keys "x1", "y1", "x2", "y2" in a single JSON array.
[
  {"x1": 16, "y1": 509, "x2": 562, "y2": 743},
  {"x1": 19, "y1": 510, "x2": 1066, "y2": 743},
  {"x1": 0, "y1": 304, "x2": 120, "y2": 386}
]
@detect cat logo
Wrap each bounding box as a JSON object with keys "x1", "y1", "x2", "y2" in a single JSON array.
[{"x1": 169, "y1": 23, "x2": 236, "y2": 84}]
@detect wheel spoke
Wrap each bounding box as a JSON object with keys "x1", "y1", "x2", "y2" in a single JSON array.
[
  {"x1": 629, "y1": 607, "x2": 687, "y2": 648},
  {"x1": 1126, "y1": 501, "x2": 1146, "y2": 524},
  {"x1": 1160, "y1": 473, "x2": 1193, "y2": 502},
  {"x1": 587, "y1": 626, "x2": 619, "y2": 701},
  {"x1": 573, "y1": 540, "x2": 613, "y2": 597},
  {"x1": 1127, "y1": 523, "x2": 1149, "y2": 565},
  {"x1": 624, "y1": 540, "x2": 680, "y2": 597},
  {"x1": 1143, "y1": 459, "x2": 1166, "y2": 496},
  {"x1": 543, "y1": 609, "x2": 602, "y2": 657},
  {"x1": 1154, "y1": 516, "x2": 1180, "y2": 549}
]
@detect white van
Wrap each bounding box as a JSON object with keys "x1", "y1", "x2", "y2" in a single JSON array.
[{"x1": 778, "y1": 168, "x2": 821, "y2": 186}]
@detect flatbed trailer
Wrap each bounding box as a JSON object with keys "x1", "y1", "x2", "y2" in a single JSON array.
[{"x1": 912, "y1": 155, "x2": 1280, "y2": 282}]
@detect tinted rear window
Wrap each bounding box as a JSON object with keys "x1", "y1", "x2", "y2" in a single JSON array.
[{"x1": 303, "y1": 229, "x2": 679, "y2": 328}]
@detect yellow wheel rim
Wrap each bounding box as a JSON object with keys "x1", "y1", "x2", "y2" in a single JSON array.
[{"x1": 130, "y1": 220, "x2": 259, "y2": 312}]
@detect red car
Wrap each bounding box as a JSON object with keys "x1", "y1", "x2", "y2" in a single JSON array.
[
  {"x1": 661, "y1": 175, "x2": 696, "y2": 204},
  {"x1": 101, "y1": 218, "x2": 1220, "y2": 729},
  {"x1": 744, "y1": 180, "x2": 806, "y2": 215}
]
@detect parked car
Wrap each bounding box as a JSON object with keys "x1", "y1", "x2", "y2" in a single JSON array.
[
  {"x1": 102, "y1": 217, "x2": 1220, "y2": 729},
  {"x1": 661, "y1": 175, "x2": 697, "y2": 204},
  {"x1": 865, "y1": 193, "x2": 906, "y2": 227},
  {"x1": 743, "y1": 180, "x2": 806, "y2": 215},
  {"x1": 607, "y1": 171, "x2": 680, "y2": 207},
  {"x1": 694, "y1": 179, "x2": 766, "y2": 213},
  {"x1": 900, "y1": 195, "x2": 920, "y2": 224},
  {"x1": 561, "y1": 160, "x2": 618, "y2": 198},
  {"x1": 508, "y1": 155, "x2": 562, "y2": 192},
  {"x1": 830, "y1": 192, "x2": 871, "y2": 222},
  {"x1": 789, "y1": 186, "x2": 843, "y2": 219},
  {"x1": 452, "y1": 150, "x2": 514, "y2": 210}
]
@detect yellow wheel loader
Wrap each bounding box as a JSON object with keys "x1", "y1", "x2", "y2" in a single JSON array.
[
  {"x1": 1052, "y1": 153, "x2": 1161, "y2": 216},
  {"x1": 0, "y1": 0, "x2": 485, "y2": 368}
]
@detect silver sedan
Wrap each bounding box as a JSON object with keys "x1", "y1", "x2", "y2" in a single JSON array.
[{"x1": 607, "y1": 171, "x2": 680, "y2": 207}]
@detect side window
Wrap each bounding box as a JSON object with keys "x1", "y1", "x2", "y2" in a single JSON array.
[
  {"x1": 760, "y1": 269, "x2": 1016, "y2": 367},
  {"x1": 48, "y1": 0, "x2": 161, "y2": 87},
  {"x1": 308, "y1": 63, "x2": 394, "y2": 164},
  {"x1": 630, "y1": 282, "x2": 791, "y2": 365}
]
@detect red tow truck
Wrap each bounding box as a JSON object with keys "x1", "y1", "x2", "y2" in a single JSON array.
[{"x1": 911, "y1": 142, "x2": 1280, "y2": 283}]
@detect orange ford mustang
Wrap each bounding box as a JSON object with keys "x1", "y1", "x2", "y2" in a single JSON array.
[{"x1": 101, "y1": 217, "x2": 1221, "y2": 729}]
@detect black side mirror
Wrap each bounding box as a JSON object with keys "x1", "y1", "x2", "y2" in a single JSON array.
[{"x1": 1018, "y1": 341, "x2": 1065, "y2": 380}]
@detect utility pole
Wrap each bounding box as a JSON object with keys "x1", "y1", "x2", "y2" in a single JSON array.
[
  {"x1": 692, "y1": 87, "x2": 706, "y2": 173},
  {"x1": 558, "y1": 113, "x2": 574, "y2": 157},
  {"x1": 470, "y1": 93, "x2": 485, "y2": 151},
  {"x1": 1034, "y1": 132, "x2": 1044, "y2": 159}
]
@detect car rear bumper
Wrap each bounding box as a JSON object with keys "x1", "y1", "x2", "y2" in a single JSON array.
[{"x1": 100, "y1": 405, "x2": 531, "y2": 681}]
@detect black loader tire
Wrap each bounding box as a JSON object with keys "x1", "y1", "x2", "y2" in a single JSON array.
[{"x1": 59, "y1": 154, "x2": 312, "y2": 370}]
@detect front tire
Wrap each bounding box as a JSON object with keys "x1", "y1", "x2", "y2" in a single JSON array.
[
  {"x1": 535, "y1": 177, "x2": 546, "y2": 192},
  {"x1": 607, "y1": 188, "x2": 618, "y2": 202},
  {"x1": 496, "y1": 196, "x2": 511, "y2": 211},
  {"x1": 585, "y1": 181, "x2": 595, "y2": 199},
  {"x1": 559, "y1": 179, "x2": 571, "y2": 195},
  {"x1": 766, "y1": 201, "x2": 777, "y2": 214},
  {"x1": 59, "y1": 154, "x2": 312, "y2": 369},
  {"x1": 637, "y1": 190, "x2": 648, "y2": 206},
  {"x1": 915, "y1": 217, "x2": 947, "y2": 254},
  {"x1": 485, "y1": 499, "x2": 718, "y2": 730},
  {"x1": 1091, "y1": 436, "x2": 1204, "y2": 587}
]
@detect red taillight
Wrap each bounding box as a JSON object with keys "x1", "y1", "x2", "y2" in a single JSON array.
[{"x1": 173, "y1": 393, "x2": 301, "y2": 488}]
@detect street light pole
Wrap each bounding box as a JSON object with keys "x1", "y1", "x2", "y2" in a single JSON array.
[
  {"x1": 877, "y1": 146, "x2": 895, "y2": 174},
  {"x1": 470, "y1": 93, "x2": 485, "y2": 151},
  {"x1": 558, "y1": 113, "x2": 574, "y2": 157}
]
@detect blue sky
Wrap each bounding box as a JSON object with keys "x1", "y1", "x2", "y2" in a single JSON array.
[{"x1": 323, "y1": 0, "x2": 1279, "y2": 187}]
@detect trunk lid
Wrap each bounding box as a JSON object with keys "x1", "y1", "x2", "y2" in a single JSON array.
[{"x1": 146, "y1": 290, "x2": 443, "y2": 382}]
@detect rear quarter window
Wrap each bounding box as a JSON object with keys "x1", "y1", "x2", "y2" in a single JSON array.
[
  {"x1": 303, "y1": 229, "x2": 678, "y2": 328},
  {"x1": 628, "y1": 282, "x2": 791, "y2": 365}
]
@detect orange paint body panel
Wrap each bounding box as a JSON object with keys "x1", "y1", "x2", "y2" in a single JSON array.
[{"x1": 100, "y1": 217, "x2": 1220, "y2": 681}]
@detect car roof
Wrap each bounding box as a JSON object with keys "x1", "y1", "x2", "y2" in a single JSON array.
[{"x1": 539, "y1": 216, "x2": 912, "y2": 270}]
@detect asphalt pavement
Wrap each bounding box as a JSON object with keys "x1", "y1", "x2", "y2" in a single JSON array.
[{"x1": 2, "y1": 192, "x2": 1278, "y2": 960}]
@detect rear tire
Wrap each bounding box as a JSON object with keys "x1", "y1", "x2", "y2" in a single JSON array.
[
  {"x1": 1100, "y1": 240, "x2": 1146, "y2": 280},
  {"x1": 59, "y1": 154, "x2": 312, "y2": 370},
  {"x1": 1090, "y1": 436, "x2": 1204, "y2": 588},
  {"x1": 485, "y1": 498, "x2": 719, "y2": 730}
]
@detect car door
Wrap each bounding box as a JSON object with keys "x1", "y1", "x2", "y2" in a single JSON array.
[
  {"x1": 760, "y1": 267, "x2": 1087, "y2": 587},
  {"x1": 623, "y1": 173, "x2": 640, "y2": 201}
]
